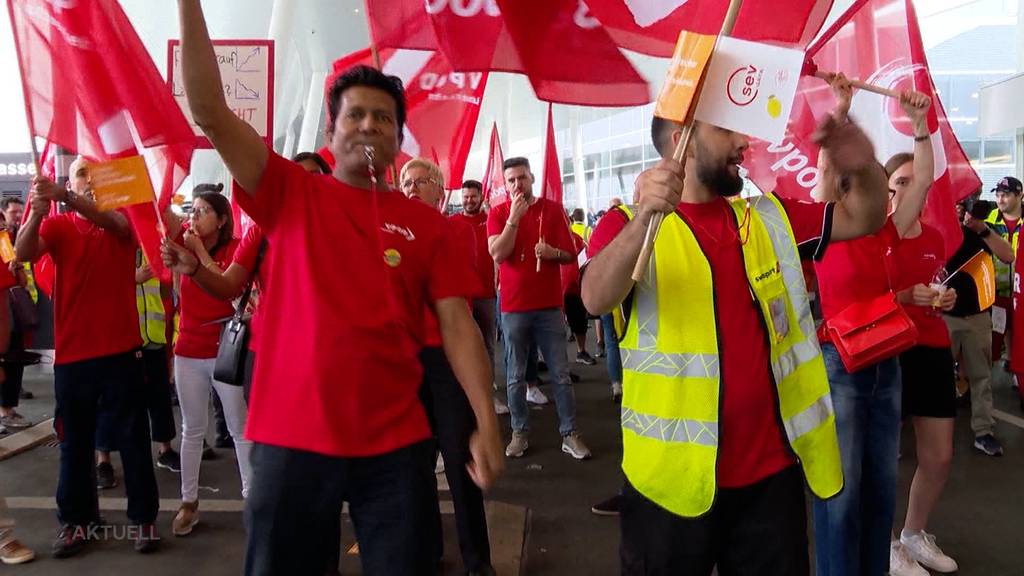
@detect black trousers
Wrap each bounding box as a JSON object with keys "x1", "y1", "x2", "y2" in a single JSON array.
[
  {"x1": 620, "y1": 465, "x2": 809, "y2": 576},
  {"x1": 54, "y1": 350, "x2": 159, "y2": 526},
  {"x1": 0, "y1": 331, "x2": 25, "y2": 409},
  {"x1": 418, "y1": 346, "x2": 491, "y2": 572},
  {"x1": 97, "y1": 347, "x2": 176, "y2": 449},
  {"x1": 244, "y1": 440, "x2": 437, "y2": 576}
]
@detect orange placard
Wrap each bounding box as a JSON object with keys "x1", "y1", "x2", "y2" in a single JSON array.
[
  {"x1": 950, "y1": 250, "x2": 996, "y2": 310},
  {"x1": 89, "y1": 156, "x2": 155, "y2": 212},
  {"x1": 654, "y1": 31, "x2": 718, "y2": 123},
  {"x1": 0, "y1": 231, "x2": 14, "y2": 263}
]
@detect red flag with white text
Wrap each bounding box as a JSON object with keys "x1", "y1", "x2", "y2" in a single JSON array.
[
  {"x1": 582, "y1": 0, "x2": 834, "y2": 56},
  {"x1": 482, "y1": 123, "x2": 507, "y2": 207},
  {"x1": 541, "y1": 105, "x2": 563, "y2": 206},
  {"x1": 743, "y1": 0, "x2": 978, "y2": 260},
  {"x1": 8, "y1": 0, "x2": 197, "y2": 282},
  {"x1": 323, "y1": 47, "x2": 487, "y2": 189},
  {"x1": 364, "y1": 0, "x2": 649, "y2": 106}
]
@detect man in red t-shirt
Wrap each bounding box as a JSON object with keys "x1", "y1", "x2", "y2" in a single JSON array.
[
  {"x1": 582, "y1": 112, "x2": 889, "y2": 574},
  {"x1": 15, "y1": 157, "x2": 160, "y2": 557},
  {"x1": 450, "y1": 179, "x2": 508, "y2": 414},
  {"x1": 174, "y1": 3, "x2": 502, "y2": 573},
  {"x1": 487, "y1": 157, "x2": 590, "y2": 461}
]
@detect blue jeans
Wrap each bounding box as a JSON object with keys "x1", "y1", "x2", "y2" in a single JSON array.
[
  {"x1": 601, "y1": 313, "x2": 622, "y2": 383},
  {"x1": 813, "y1": 343, "x2": 902, "y2": 576},
  {"x1": 502, "y1": 308, "x2": 577, "y2": 436}
]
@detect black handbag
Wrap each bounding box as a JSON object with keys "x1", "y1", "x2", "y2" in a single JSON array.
[
  {"x1": 9, "y1": 286, "x2": 38, "y2": 332},
  {"x1": 213, "y1": 240, "x2": 266, "y2": 385}
]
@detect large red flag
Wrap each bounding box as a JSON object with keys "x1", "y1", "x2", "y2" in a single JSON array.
[
  {"x1": 541, "y1": 105, "x2": 563, "y2": 206},
  {"x1": 322, "y1": 47, "x2": 487, "y2": 189},
  {"x1": 482, "y1": 123, "x2": 507, "y2": 207},
  {"x1": 743, "y1": 0, "x2": 978, "y2": 260},
  {"x1": 8, "y1": 0, "x2": 197, "y2": 282},
  {"x1": 582, "y1": 0, "x2": 835, "y2": 56},
  {"x1": 365, "y1": 0, "x2": 650, "y2": 107}
]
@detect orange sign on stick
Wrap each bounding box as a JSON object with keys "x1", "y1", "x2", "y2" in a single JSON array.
[
  {"x1": 0, "y1": 231, "x2": 14, "y2": 263},
  {"x1": 949, "y1": 250, "x2": 996, "y2": 310},
  {"x1": 654, "y1": 31, "x2": 717, "y2": 123},
  {"x1": 89, "y1": 156, "x2": 155, "y2": 212}
]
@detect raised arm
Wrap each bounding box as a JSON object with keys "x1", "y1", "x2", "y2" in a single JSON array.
[
  {"x1": 14, "y1": 184, "x2": 49, "y2": 262},
  {"x1": 965, "y1": 215, "x2": 1015, "y2": 264},
  {"x1": 891, "y1": 91, "x2": 935, "y2": 238},
  {"x1": 581, "y1": 159, "x2": 684, "y2": 315},
  {"x1": 820, "y1": 117, "x2": 889, "y2": 242},
  {"x1": 177, "y1": 0, "x2": 267, "y2": 193}
]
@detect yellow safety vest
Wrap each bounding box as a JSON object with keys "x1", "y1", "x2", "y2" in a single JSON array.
[
  {"x1": 570, "y1": 221, "x2": 587, "y2": 242},
  {"x1": 21, "y1": 263, "x2": 37, "y2": 304},
  {"x1": 620, "y1": 194, "x2": 842, "y2": 517},
  {"x1": 985, "y1": 208, "x2": 1019, "y2": 297},
  {"x1": 135, "y1": 251, "x2": 167, "y2": 347}
]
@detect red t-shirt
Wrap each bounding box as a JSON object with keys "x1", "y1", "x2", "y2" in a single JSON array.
[
  {"x1": 38, "y1": 214, "x2": 141, "y2": 365},
  {"x1": 423, "y1": 218, "x2": 481, "y2": 347},
  {"x1": 235, "y1": 150, "x2": 474, "y2": 457},
  {"x1": 1011, "y1": 242, "x2": 1024, "y2": 375},
  {"x1": 560, "y1": 231, "x2": 585, "y2": 296},
  {"x1": 815, "y1": 218, "x2": 900, "y2": 323},
  {"x1": 175, "y1": 238, "x2": 239, "y2": 359},
  {"x1": 232, "y1": 225, "x2": 267, "y2": 352},
  {"x1": 0, "y1": 264, "x2": 17, "y2": 292},
  {"x1": 587, "y1": 195, "x2": 831, "y2": 488},
  {"x1": 487, "y1": 198, "x2": 574, "y2": 313},
  {"x1": 450, "y1": 211, "x2": 496, "y2": 299},
  {"x1": 891, "y1": 224, "x2": 950, "y2": 348}
]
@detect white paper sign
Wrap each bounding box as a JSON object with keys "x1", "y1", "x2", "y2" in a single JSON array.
[
  {"x1": 694, "y1": 37, "x2": 804, "y2": 144},
  {"x1": 992, "y1": 305, "x2": 1007, "y2": 335}
]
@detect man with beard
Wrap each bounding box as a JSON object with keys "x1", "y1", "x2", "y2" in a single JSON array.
[
  {"x1": 581, "y1": 111, "x2": 889, "y2": 574},
  {"x1": 451, "y1": 180, "x2": 507, "y2": 414}
]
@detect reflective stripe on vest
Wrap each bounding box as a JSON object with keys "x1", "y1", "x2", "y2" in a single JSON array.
[
  {"x1": 21, "y1": 263, "x2": 37, "y2": 304},
  {"x1": 986, "y1": 208, "x2": 1018, "y2": 295},
  {"x1": 136, "y1": 252, "x2": 167, "y2": 347},
  {"x1": 619, "y1": 194, "x2": 842, "y2": 518}
]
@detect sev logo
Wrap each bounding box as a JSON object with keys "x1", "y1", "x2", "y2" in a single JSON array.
[{"x1": 727, "y1": 64, "x2": 763, "y2": 107}]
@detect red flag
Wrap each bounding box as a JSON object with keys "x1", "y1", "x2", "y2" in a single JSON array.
[
  {"x1": 744, "y1": 0, "x2": 978, "y2": 260},
  {"x1": 8, "y1": 0, "x2": 197, "y2": 282},
  {"x1": 582, "y1": 0, "x2": 835, "y2": 56},
  {"x1": 481, "y1": 123, "x2": 507, "y2": 207},
  {"x1": 365, "y1": 0, "x2": 649, "y2": 106},
  {"x1": 325, "y1": 47, "x2": 487, "y2": 189},
  {"x1": 541, "y1": 105, "x2": 563, "y2": 206}
]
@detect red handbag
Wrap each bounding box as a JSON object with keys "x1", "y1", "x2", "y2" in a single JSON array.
[
  {"x1": 825, "y1": 292, "x2": 918, "y2": 373},
  {"x1": 824, "y1": 243, "x2": 919, "y2": 373}
]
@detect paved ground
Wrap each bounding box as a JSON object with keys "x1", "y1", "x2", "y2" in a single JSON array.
[{"x1": 2, "y1": 340, "x2": 1024, "y2": 575}]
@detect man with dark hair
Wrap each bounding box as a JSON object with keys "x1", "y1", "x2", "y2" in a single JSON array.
[
  {"x1": 451, "y1": 179, "x2": 509, "y2": 415},
  {"x1": 487, "y1": 156, "x2": 590, "y2": 460},
  {"x1": 583, "y1": 110, "x2": 889, "y2": 573},
  {"x1": 174, "y1": 3, "x2": 503, "y2": 574}
]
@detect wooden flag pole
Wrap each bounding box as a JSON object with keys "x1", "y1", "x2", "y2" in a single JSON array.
[
  {"x1": 631, "y1": 0, "x2": 743, "y2": 282},
  {"x1": 802, "y1": 60, "x2": 900, "y2": 99}
]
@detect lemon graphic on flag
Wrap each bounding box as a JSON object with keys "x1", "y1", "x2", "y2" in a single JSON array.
[{"x1": 766, "y1": 95, "x2": 782, "y2": 119}]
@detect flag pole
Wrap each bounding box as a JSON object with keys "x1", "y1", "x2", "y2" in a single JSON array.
[
  {"x1": 7, "y1": 0, "x2": 41, "y2": 171},
  {"x1": 632, "y1": 0, "x2": 743, "y2": 282},
  {"x1": 364, "y1": 1, "x2": 400, "y2": 188},
  {"x1": 802, "y1": 60, "x2": 900, "y2": 99}
]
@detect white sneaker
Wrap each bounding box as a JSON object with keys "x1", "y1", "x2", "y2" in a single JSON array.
[
  {"x1": 526, "y1": 386, "x2": 549, "y2": 405},
  {"x1": 505, "y1": 431, "x2": 529, "y2": 458},
  {"x1": 434, "y1": 454, "x2": 445, "y2": 474},
  {"x1": 889, "y1": 540, "x2": 929, "y2": 576},
  {"x1": 561, "y1": 432, "x2": 592, "y2": 460},
  {"x1": 901, "y1": 530, "x2": 959, "y2": 573},
  {"x1": 493, "y1": 396, "x2": 510, "y2": 415},
  {"x1": 611, "y1": 382, "x2": 623, "y2": 403}
]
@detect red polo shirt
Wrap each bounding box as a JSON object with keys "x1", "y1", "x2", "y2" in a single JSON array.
[
  {"x1": 235, "y1": 150, "x2": 473, "y2": 457},
  {"x1": 450, "y1": 210, "x2": 496, "y2": 299}
]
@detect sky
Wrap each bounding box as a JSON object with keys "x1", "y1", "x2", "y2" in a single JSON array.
[{"x1": 0, "y1": 0, "x2": 1017, "y2": 155}]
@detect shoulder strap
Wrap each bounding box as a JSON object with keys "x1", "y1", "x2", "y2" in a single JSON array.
[{"x1": 233, "y1": 239, "x2": 267, "y2": 320}]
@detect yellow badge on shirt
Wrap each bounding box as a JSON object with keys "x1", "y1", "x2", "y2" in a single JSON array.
[{"x1": 383, "y1": 248, "x2": 402, "y2": 268}]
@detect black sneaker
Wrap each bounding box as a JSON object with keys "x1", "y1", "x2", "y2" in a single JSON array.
[
  {"x1": 214, "y1": 435, "x2": 234, "y2": 449},
  {"x1": 96, "y1": 462, "x2": 117, "y2": 490},
  {"x1": 973, "y1": 434, "x2": 1004, "y2": 457},
  {"x1": 133, "y1": 524, "x2": 160, "y2": 554},
  {"x1": 201, "y1": 440, "x2": 217, "y2": 460},
  {"x1": 576, "y1": 351, "x2": 597, "y2": 365},
  {"x1": 156, "y1": 449, "x2": 181, "y2": 473},
  {"x1": 591, "y1": 494, "x2": 622, "y2": 516},
  {"x1": 52, "y1": 524, "x2": 88, "y2": 559}
]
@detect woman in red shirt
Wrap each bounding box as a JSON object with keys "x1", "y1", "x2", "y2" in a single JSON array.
[
  {"x1": 885, "y1": 152, "x2": 960, "y2": 575},
  {"x1": 170, "y1": 192, "x2": 250, "y2": 537}
]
